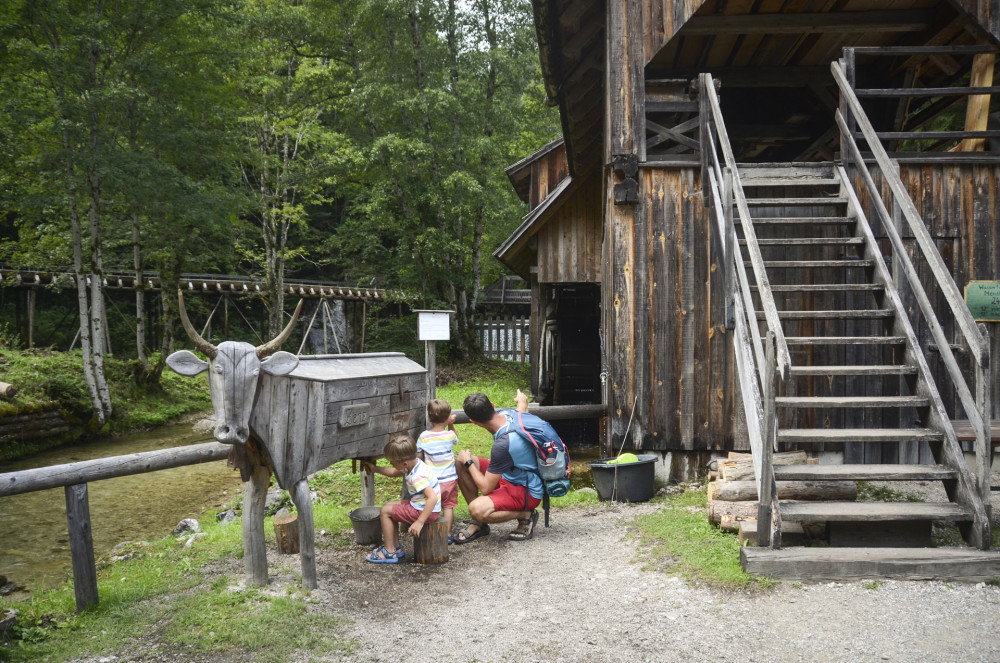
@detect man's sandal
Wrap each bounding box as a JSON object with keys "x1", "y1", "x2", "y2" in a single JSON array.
[
  {"x1": 365, "y1": 544, "x2": 404, "y2": 563},
  {"x1": 453, "y1": 522, "x2": 490, "y2": 545},
  {"x1": 508, "y1": 510, "x2": 539, "y2": 541}
]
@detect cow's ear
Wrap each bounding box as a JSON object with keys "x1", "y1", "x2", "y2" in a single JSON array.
[
  {"x1": 166, "y1": 350, "x2": 209, "y2": 376},
  {"x1": 261, "y1": 351, "x2": 298, "y2": 376}
]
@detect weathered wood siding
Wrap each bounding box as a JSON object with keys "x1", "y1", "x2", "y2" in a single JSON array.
[
  {"x1": 848, "y1": 162, "x2": 1000, "y2": 463},
  {"x1": 530, "y1": 145, "x2": 569, "y2": 210},
  {"x1": 954, "y1": 0, "x2": 1000, "y2": 40},
  {"x1": 537, "y1": 176, "x2": 603, "y2": 283},
  {"x1": 644, "y1": 0, "x2": 709, "y2": 62},
  {"x1": 606, "y1": 165, "x2": 736, "y2": 452}
]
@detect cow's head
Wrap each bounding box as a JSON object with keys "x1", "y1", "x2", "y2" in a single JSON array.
[{"x1": 165, "y1": 293, "x2": 303, "y2": 445}]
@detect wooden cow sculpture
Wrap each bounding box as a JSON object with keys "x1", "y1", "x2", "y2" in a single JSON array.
[{"x1": 166, "y1": 292, "x2": 426, "y2": 588}]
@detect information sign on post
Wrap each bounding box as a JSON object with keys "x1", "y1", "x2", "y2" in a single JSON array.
[
  {"x1": 965, "y1": 281, "x2": 1000, "y2": 322},
  {"x1": 415, "y1": 310, "x2": 454, "y2": 401}
]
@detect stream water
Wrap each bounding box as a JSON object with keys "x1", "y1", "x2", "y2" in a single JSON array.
[{"x1": 0, "y1": 422, "x2": 244, "y2": 595}]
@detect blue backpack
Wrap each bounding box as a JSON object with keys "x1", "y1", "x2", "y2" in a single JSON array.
[{"x1": 502, "y1": 409, "x2": 571, "y2": 526}]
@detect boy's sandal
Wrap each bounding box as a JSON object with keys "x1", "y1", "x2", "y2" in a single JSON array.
[
  {"x1": 453, "y1": 522, "x2": 490, "y2": 545},
  {"x1": 365, "y1": 545, "x2": 402, "y2": 564},
  {"x1": 508, "y1": 510, "x2": 539, "y2": 541}
]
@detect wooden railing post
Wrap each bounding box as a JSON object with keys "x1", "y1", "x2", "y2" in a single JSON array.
[
  {"x1": 64, "y1": 483, "x2": 98, "y2": 612},
  {"x1": 758, "y1": 331, "x2": 777, "y2": 548},
  {"x1": 976, "y1": 323, "x2": 992, "y2": 519}
]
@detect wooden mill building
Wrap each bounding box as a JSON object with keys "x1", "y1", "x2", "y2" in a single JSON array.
[{"x1": 499, "y1": 0, "x2": 1000, "y2": 574}]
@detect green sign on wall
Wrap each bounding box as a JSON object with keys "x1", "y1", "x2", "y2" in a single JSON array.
[{"x1": 964, "y1": 280, "x2": 1000, "y2": 322}]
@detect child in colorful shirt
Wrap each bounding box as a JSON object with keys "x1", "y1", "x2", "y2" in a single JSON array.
[
  {"x1": 361, "y1": 434, "x2": 441, "y2": 564},
  {"x1": 417, "y1": 399, "x2": 459, "y2": 540}
]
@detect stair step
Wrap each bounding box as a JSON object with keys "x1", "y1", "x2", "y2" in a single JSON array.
[
  {"x1": 756, "y1": 309, "x2": 894, "y2": 320},
  {"x1": 740, "y1": 238, "x2": 864, "y2": 246},
  {"x1": 740, "y1": 547, "x2": 1000, "y2": 582},
  {"x1": 760, "y1": 283, "x2": 884, "y2": 292},
  {"x1": 785, "y1": 336, "x2": 906, "y2": 346},
  {"x1": 776, "y1": 395, "x2": 929, "y2": 408},
  {"x1": 778, "y1": 428, "x2": 943, "y2": 443},
  {"x1": 780, "y1": 501, "x2": 971, "y2": 522},
  {"x1": 774, "y1": 464, "x2": 957, "y2": 481},
  {"x1": 754, "y1": 259, "x2": 875, "y2": 268},
  {"x1": 743, "y1": 197, "x2": 848, "y2": 206},
  {"x1": 739, "y1": 177, "x2": 839, "y2": 187},
  {"x1": 748, "y1": 216, "x2": 852, "y2": 225},
  {"x1": 788, "y1": 364, "x2": 918, "y2": 376}
]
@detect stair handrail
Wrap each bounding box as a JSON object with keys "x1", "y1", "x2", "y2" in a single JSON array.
[
  {"x1": 700, "y1": 73, "x2": 781, "y2": 546},
  {"x1": 699, "y1": 75, "x2": 792, "y2": 382},
  {"x1": 832, "y1": 59, "x2": 993, "y2": 517}
]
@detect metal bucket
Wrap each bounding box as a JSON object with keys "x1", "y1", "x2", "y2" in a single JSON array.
[{"x1": 348, "y1": 506, "x2": 382, "y2": 545}]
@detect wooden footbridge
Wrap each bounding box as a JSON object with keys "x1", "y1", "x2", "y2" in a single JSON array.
[{"x1": 0, "y1": 265, "x2": 387, "y2": 301}]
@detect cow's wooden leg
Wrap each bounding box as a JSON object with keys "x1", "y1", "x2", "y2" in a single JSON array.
[
  {"x1": 243, "y1": 450, "x2": 270, "y2": 587},
  {"x1": 291, "y1": 479, "x2": 317, "y2": 589}
]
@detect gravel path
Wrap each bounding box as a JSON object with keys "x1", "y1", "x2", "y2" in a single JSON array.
[{"x1": 288, "y1": 499, "x2": 1000, "y2": 663}]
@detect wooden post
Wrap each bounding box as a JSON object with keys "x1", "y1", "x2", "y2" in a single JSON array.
[
  {"x1": 64, "y1": 483, "x2": 98, "y2": 612},
  {"x1": 243, "y1": 443, "x2": 270, "y2": 587},
  {"x1": 27, "y1": 288, "x2": 35, "y2": 349},
  {"x1": 360, "y1": 457, "x2": 376, "y2": 507},
  {"x1": 758, "y1": 331, "x2": 777, "y2": 548},
  {"x1": 273, "y1": 513, "x2": 300, "y2": 555},
  {"x1": 291, "y1": 479, "x2": 317, "y2": 589},
  {"x1": 425, "y1": 340, "x2": 437, "y2": 401},
  {"x1": 414, "y1": 520, "x2": 449, "y2": 564},
  {"x1": 975, "y1": 323, "x2": 992, "y2": 519},
  {"x1": 958, "y1": 53, "x2": 995, "y2": 152}
]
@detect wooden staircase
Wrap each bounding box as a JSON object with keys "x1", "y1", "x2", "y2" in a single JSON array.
[{"x1": 731, "y1": 162, "x2": 999, "y2": 581}]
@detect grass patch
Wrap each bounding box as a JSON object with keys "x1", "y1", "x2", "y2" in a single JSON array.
[
  {"x1": 632, "y1": 485, "x2": 772, "y2": 590},
  {"x1": 857, "y1": 481, "x2": 924, "y2": 503}
]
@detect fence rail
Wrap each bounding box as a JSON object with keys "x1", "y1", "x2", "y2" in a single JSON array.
[{"x1": 474, "y1": 316, "x2": 529, "y2": 362}]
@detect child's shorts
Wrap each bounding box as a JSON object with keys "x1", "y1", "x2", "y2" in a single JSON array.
[
  {"x1": 390, "y1": 500, "x2": 440, "y2": 525},
  {"x1": 439, "y1": 479, "x2": 458, "y2": 510}
]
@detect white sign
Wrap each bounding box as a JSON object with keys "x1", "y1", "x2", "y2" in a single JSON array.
[{"x1": 416, "y1": 310, "x2": 453, "y2": 341}]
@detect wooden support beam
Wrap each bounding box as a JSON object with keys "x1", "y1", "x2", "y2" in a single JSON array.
[
  {"x1": 956, "y1": 53, "x2": 996, "y2": 151},
  {"x1": 682, "y1": 11, "x2": 931, "y2": 35}
]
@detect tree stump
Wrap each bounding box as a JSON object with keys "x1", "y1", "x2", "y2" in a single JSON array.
[
  {"x1": 414, "y1": 520, "x2": 449, "y2": 564},
  {"x1": 273, "y1": 513, "x2": 300, "y2": 555}
]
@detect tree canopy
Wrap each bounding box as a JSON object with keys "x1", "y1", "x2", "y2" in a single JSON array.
[{"x1": 0, "y1": 0, "x2": 560, "y2": 421}]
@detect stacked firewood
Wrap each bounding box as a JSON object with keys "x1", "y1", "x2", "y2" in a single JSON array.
[{"x1": 708, "y1": 451, "x2": 857, "y2": 543}]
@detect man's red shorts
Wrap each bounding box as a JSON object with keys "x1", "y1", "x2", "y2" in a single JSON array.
[{"x1": 475, "y1": 456, "x2": 542, "y2": 513}]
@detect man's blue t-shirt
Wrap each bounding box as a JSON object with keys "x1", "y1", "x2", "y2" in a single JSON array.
[{"x1": 486, "y1": 411, "x2": 543, "y2": 499}]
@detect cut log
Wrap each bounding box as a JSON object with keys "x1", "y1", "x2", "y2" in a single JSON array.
[
  {"x1": 720, "y1": 452, "x2": 818, "y2": 481},
  {"x1": 413, "y1": 519, "x2": 449, "y2": 564},
  {"x1": 708, "y1": 480, "x2": 857, "y2": 502},
  {"x1": 273, "y1": 513, "x2": 299, "y2": 555},
  {"x1": 708, "y1": 499, "x2": 759, "y2": 525},
  {"x1": 719, "y1": 513, "x2": 755, "y2": 532},
  {"x1": 0, "y1": 382, "x2": 16, "y2": 399}
]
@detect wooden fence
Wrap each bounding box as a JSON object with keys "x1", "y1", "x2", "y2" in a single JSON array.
[{"x1": 474, "y1": 316, "x2": 529, "y2": 362}]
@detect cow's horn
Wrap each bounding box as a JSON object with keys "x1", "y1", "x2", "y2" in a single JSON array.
[
  {"x1": 176, "y1": 291, "x2": 218, "y2": 359},
  {"x1": 257, "y1": 299, "x2": 304, "y2": 358}
]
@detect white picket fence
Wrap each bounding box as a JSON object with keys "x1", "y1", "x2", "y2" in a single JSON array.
[{"x1": 475, "y1": 316, "x2": 529, "y2": 362}]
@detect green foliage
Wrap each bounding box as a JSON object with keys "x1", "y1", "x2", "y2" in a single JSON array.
[
  {"x1": 863, "y1": 579, "x2": 884, "y2": 590},
  {"x1": 0, "y1": 348, "x2": 211, "y2": 460},
  {"x1": 632, "y1": 485, "x2": 772, "y2": 590}
]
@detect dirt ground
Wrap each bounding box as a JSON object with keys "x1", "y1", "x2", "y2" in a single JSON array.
[{"x1": 70, "y1": 493, "x2": 1000, "y2": 663}]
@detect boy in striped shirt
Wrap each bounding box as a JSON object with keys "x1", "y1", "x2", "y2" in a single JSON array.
[
  {"x1": 417, "y1": 399, "x2": 459, "y2": 541},
  {"x1": 361, "y1": 434, "x2": 440, "y2": 564}
]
